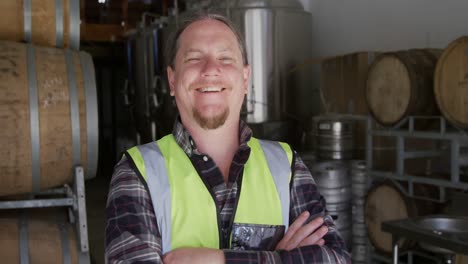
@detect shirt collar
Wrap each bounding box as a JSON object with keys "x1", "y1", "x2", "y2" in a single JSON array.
[{"x1": 172, "y1": 117, "x2": 253, "y2": 157}]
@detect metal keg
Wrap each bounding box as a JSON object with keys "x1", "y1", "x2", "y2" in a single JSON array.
[
  {"x1": 328, "y1": 203, "x2": 352, "y2": 228},
  {"x1": 350, "y1": 160, "x2": 369, "y2": 263},
  {"x1": 352, "y1": 199, "x2": 366, "y2": 223},
  {"x1": 352, "y1": 220, "x2": 369, "y2": 263},
  {"x1": 328, "y1": 203, "x2": 352, "y2": 248},
  {"x1": 314, "y1": 117, "x2": 355, "y2": 160},
  {"x1": 352, "y1": 222, "x2": 367, "y2": 241},
  {"x1": 352, "y1": 244, "x2": 369, "y2": 263},
  {"x1": 350, "y1": 160, "x2": 368, "y2": 198},
  {"x1": 312, "y1": 161, "x2": 351, "y2": 247},
  {"x1": 312, "y1": 161, "x2": 352, "y2": 204}
]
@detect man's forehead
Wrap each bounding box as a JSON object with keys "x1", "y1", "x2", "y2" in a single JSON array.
[
  {"x1": 181, "y1": 46, "x2": 235, "y2": 54},
  {"x1": 179, "y1": 19, "x2": 237, "y2": 41},
  {"x1": 177, "y1": 21, "x2": 239, "y2": 51}
]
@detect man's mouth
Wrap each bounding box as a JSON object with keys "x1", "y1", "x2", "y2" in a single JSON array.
[{"x1": 196, "y1": 87, "x2": 226, "y2": 93}]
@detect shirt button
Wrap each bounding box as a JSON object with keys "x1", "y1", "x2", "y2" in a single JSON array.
[{"x1": 203, "y1": 156, "x2": 208, "y2": 162}]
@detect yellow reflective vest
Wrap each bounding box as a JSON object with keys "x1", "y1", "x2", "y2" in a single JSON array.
[{"x1": 126, "y1": 134, "x2": 293, "y2": 254}]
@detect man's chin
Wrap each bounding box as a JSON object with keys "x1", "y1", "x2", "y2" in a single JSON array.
[{"x1": 193, "y1": 109, "x2": 229, "y2": 130}]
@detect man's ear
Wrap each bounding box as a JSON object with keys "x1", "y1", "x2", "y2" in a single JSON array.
[
  {"x1": 167, "y1": 66, "x2": 175, "y2": 96},
  {"x1": 243, "y1": 64, "x2": 251, "y2": 94}
]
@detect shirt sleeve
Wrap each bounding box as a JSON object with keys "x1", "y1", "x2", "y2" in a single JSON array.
[
  {"x1": 105, "y1": 156, "x2": 163, "y2": 264},
  {"x1": 223, "y1": 152, "x2": 352, "y2": 264}
]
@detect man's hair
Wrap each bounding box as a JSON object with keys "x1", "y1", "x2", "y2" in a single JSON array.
[{"x1": 165, "y1": 12, "x2": 249, "y2": 68}]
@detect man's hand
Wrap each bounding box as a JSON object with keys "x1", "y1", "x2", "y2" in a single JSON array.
[
  {"x1": 163, "y1": 248, "x2": 225, "y2": 264},
  {"x1": 275, "y1": 211, "x2": 329, "y2": 251}
]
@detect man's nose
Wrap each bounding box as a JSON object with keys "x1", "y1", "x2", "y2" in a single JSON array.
[{"x1": 201, "y1": 58, "x2": 221, "y2": 76}]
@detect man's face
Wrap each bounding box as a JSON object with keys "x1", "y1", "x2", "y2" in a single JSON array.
[{"x1": 167, "y1": 19, "x2": 251, "y2": 130}]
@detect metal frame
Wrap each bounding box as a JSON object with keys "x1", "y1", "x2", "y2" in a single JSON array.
[
  {"x1": 381, "y1": 215, "x2": 468, "y2": 264},
  {"x1": 326, "y1": 114, "x2": 468, "y2": 263},
  {"x1": 0, "y1": 166, "x2": 90, "y2": 264},
  {"x1": 361, "y1": 115, "x2": 468, "y2": 264},
  {"x1": 365, "y1": 115, "x2": 468, "y2": 202},
  {"x1": 371, "y1": 249, "x2": 446, "y2": 264}
]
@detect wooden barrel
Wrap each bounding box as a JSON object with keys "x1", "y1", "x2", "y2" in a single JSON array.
[
  {"x1": 364, "y1": 181, "x2": 437, "y2": 254},
  {"x1": 0, "y1": 41, "x2": 98, "y2": 196},
  {"x1": 0, "y1": 214, "x2": 86, "y2": 263},
  {"x1": 0, "y1": 0, "x2": 80, "y2": 49},
  {"x1": 366, "y1": 49, "x2": 441, "y2": 126},
  {"x1": 434, "y1": 36, "x2": 468, "y2": 128}
]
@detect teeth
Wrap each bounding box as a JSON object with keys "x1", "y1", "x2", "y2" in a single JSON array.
[{"x1": 200, "y1": 87, "x2": 222, "y2": 92}]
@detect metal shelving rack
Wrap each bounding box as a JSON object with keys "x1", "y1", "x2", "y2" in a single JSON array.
[
  {"x1": 366, "y1": 116, "x2": 468, "y2": 202},
  {"x1": 372, "y1": 249, "x2": 448, "y2": 264},
  {"x1": 301, "y1": 114, "x2": 467, "y2": 263},
  {"x1": 0, "y1": 166, "x2": 90, "y2": 264},
  {"x1": 364, "y1": 115, "x2": 468, "y2": 264}
]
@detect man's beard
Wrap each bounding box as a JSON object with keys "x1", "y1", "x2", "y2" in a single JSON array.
[{"x1": 193, "y1": 107, "x2": 229, "y2": 130}]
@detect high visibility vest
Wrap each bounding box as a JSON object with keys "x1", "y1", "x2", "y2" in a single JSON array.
[{"x1": 126, "y1": 135, "x2": 293, "y2": 254}]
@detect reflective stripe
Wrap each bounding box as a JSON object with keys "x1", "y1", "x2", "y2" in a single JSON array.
[
  {"x1": 27, "y1": 44, "x2": 40, "y2": 193},
  {"x1": 258, "y1": 139, "x2": 292, "y2": 231},
  {"x1": 55, "y1": 0, "x2": 64, "y2": 47},
  {"x1": 133, "y1": 142, "x2": 172, "y2": 254}
]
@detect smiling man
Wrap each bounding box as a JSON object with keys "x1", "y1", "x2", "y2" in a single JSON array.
[{"x1": 105, "y1": 12, "x2": 351, "y2": 264}]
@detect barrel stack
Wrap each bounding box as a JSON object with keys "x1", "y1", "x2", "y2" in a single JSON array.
[
  {"x1": 0, "y1": 1, "x2": 97, "y2": 263},
  {"x1": 364, "y1": 38, "x2": 468, "y2": 262}
]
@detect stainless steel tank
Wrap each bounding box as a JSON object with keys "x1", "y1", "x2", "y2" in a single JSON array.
[
  {"x1": 212, "y1": 0, "x2": 317, "y2": 123},
  {"x1": 126, "y1": 15, "x2": 176, "y2": 143}
]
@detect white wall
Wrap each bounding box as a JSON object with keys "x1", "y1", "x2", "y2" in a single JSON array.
[{"x1": 298, "y1": 0, "x2": 468, "y2": 57}]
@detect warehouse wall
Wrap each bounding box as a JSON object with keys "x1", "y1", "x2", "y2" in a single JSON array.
[{"x1": 299, "y1": 0, "x2": 468, "y2": 57}]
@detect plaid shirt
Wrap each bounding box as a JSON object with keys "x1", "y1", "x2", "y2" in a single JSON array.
[{"x1": 105, "y1": 120, "x2": 351, "y2": 263}]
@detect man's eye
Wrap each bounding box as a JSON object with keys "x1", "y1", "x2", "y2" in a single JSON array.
[
  {"x1": 220, "y1": 57, "x2": 233, "y2": 63},
  {"x1": 185, "y1": 58, "x2": 200, "y2": 62}
]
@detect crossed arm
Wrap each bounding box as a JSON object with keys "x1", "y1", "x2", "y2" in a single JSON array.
[
  {"x1": 105, "y1": 156, "x2": 351, "y2": 263},
  {"x1": 163, "y1": 211, "x2": 330, "y2": 263}
]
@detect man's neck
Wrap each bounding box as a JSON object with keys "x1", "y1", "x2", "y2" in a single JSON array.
[{"x1": 184, "y1": 118, "x2": 240, "y2": 183}]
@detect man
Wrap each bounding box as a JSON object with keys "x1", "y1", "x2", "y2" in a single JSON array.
[{"x1": 106, "y1": 12, "x2": 351, "y2": 263}]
